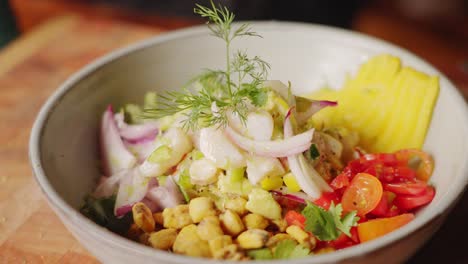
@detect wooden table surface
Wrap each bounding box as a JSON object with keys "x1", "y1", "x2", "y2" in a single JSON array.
[{"x1": 0, "y1": 14, "x2": 466, "y2": 264}]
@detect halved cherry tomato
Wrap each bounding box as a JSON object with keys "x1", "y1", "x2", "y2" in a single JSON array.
[
  {"x1": 328, "y1": 227, "x2": 359, "y2": 249},
  {"x1": 313, "y1": 191, "x2": 340, "y2": 210},
  {"x1": 393, "y1": 185, "x2": 435, "y2": 211},
  {"x1": 361, "y1": 153, "x2": 399, "y2": 166},
  {"x1": 395, "y1": 149, "x2": 434, "y2": 182},
  {"x1": 342, "y1": 173, "x2": 383, "y2": 216},
  {"x1": 357, "y1": 213, "x2": 414, "y2": 243},
  {"x1": 369, "y1": 192, "x2": 390, "y2": 217},
  {"x1": 330, "y1": 174, "x2": 350, "y2": 190},
  {"x1": 393, "y1": 166, "x2": 417, "y2": 181},
  {"x1": 284, "y1": 210, "x2": 306, "y2": 229},
  {"x1": 384, "y1": 180, "x2": 427, "y2": 195}
]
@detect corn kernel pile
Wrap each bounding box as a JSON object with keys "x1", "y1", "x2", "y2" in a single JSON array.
[{"x1": 127, "y1": 196, "x2": 321, "y2": 260}]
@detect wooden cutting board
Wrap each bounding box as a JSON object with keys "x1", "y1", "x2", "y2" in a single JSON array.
[
  {"x1": 0, "y1": 15, "x2": 159, "y2": 263},
  {"x1": 0, "y1": 14, "x2": 466, "y2": 264}
]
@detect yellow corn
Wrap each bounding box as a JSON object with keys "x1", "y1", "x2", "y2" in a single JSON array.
[
  {"x1": 132, "y1": 202, "x2": 155, "y2": 233},
  {"x1": 220, "y1": 209, "x2": 245, "y2": 236},
  {"x1": 286, "y1": 225, "x2": 309, "y2": 244},
  {"x1": 197, "y1": 216, "x2": 224, "y2": 241},
  {"x1": 243, "y1": 213, "x2": 269, "y2": 230},
  {"x1": 237, "y1": 229, "x2": 270, "y2": 249},
  {"x1": 208, "y1": 235, "x2": 233, "y2": 255},
  {"x1": 148, "y1": 229, "x2": 178, "y2": 250}
]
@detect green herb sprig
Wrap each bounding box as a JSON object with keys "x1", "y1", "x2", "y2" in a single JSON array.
[
  {"x1": 302, "y1": 202, "x2": 360, "y2": 241},
  {"x1": 143, "y1": 0, "x2": 270, "y2": 130}
]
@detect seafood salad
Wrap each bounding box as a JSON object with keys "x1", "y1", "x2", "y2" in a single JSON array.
[{"x1": 81, "y1": 1, "x2": 439, "y2": 260}]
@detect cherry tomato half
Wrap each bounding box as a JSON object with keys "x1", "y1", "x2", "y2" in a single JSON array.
[
  {"x1": 284, "y1": 210, "x2": 306, "y2": 229},
  {"x1": 395, "y1": 149, "x2": 434, "y2": 182},
  {"x1": 342, "y1": 173, "x2": 383, "y2": 216},
  {"x1": 384, "y1": 180, "x2": 427, "y2": 195},
  {"x1": 330, "y1": 174, "x2": 350, "y2": 190},
  {"x1": 393, "y1": 185, "x2": 435, "y2": 211},
  {"x1": 313, "y1": 191, "x2": 340, "y2": 210}
]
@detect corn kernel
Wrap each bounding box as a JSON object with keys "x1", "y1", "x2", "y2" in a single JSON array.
[
  {"x1": 266, "y1": 233, "x2": 293, "y2": 248},
  {"x1": 237, "y1": 229, "x2": 270, "y2": 249},
  {"x1": 197, "y1": 216, "x2": 224, "y2": 241},
  {"x1": 208, "y1": 235, "x2": 233, "y2": 255},
  {"x1": 220, "y1": 209, "x2": 245, "y2": 236},
  {"x1": 149, "y1": 229, "x2": 178, "y2": 250},
  {"x1": 163, "y1": 204, "x2": 193, "y2": 229},
  {"x1": 286, "y1": 225, "x2": 309, "y2": 244},
  {"x1": 224, "y1": 197, "x2": 247, "y2": 216},
  {"x1": 243, "y1": 213, "x2": 269, "y2": 230},
  {"x1": 173, "y1": 224, "x2": 211, "y2": 257},
  {"x1": 189, "y1": 197, "x2": 217, "y2": 223},
  {"x1": 132, "y1": 202, "x2": 155, "y2": 233}
]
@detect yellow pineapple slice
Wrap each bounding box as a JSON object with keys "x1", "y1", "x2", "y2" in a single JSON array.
[{"x1": 306, "y1": 54, "x2": 439, "y2": 153}]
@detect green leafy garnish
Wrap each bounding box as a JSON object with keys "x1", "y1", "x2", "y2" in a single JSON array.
[
  {"x1": 309, "y1": 144, "x2": 320, "y2": 160},
  {"x1": 302, "y1": 202, "x2": 359, "y2": 241},
  {"x1": 80, "y1": 195, "x2": 133, "y2": 235},
  {"x1": 330, "y1": 202, "x2": 359, "y2": 237},
  {"x1": 247, "y1": 240, "x2": 310, "y2": 260},
  {"x1": 143, "y1": 0, "x2": 270, "y2": 130}
]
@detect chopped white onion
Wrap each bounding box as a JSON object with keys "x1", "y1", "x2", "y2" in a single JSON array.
[
  {"x1": 284, "y1": 110, "x2": 331, "y2": 199},
  {"x1": 114, "y1": 168, "x2": 153, "y2": 216},
  {"x1": 225, "y1": 125, "x2": 313, "y2": 158}
]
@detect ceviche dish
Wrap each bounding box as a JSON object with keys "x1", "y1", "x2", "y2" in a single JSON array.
[{"x1": 81, "y1": 1, "x2": 439, "y2": 261}]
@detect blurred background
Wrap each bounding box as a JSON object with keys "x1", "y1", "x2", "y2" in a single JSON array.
[{"x1": 1, "y1": 0, "x2": 467, "y2": 95}]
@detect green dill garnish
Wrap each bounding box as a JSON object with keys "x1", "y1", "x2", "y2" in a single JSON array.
[{"x1": 143, "y1": 0, "x2": 270, "y2": 130}]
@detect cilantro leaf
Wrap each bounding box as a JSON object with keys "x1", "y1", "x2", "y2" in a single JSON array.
[
  {"x1": 273, "y1": 240, "x2": 297, "y2": 259},
  {"x1": 329, "y1": 202, "x2": 359, "y2": 237},
  {"x1": 274, "y1": 240, "x2": 310, "y2": 259},
  {"x1": 247, "y1": 240, "x2": 310, "y2": 260},
  {"x1": 302, "y1": 202, "x2": 339, "y2": 241},
  {"x1": 302, "y1": 202, "x2": 359, "y2": 241},
  {"x1": 340, "y1": 211, "x2": 360, "y2": 236},
  {"x1": 289, "y1": 244, "x2": 311, "y2": 259}
]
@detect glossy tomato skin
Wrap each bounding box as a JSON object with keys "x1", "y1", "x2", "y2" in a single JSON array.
[
  {"x1": 284, "y1": 210, "x2": 306, "y2": 229},
  {"x1": 341, "y1": 173, "x2": 383, "y2": 216},
  {"x1": 330, "y1": 174, "x2": 350, "y2": 190},
  {"x1": 384, "y1": 180, "x2": 427, "y2": 195},
  {"x1": 313, "y1": 191, "x2": 340, "y2": 210},
  {"x1": 394, "y1": 185, "x2": 435, "y2": 211},
  {"x1": 328, "y1": 227, "x2": 359, "y2": 249}
]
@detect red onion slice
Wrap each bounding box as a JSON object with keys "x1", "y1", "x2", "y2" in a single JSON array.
[
  {"x1": 296, "y1": 100, "x2": 337, "y2": 124},
  {"x1": 146, "y1": 177, "x2": 184, "y2": 209},
  {"x1": 114, "y1": 112, "x2": 159, "y2": 143},
  {"x1": 100, "y1": 106, "x2": 137, "y2": 176},
  {"x1": 114, "y1": 168, "x2": 154, "y2": 217},
  {"x1": 224, "y1": 125, "x2": 313, "y2": 158}
]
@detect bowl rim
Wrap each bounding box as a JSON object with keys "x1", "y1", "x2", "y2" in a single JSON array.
[{"x1": 29, "y1": 21, "x2": 468, "y2": 263}]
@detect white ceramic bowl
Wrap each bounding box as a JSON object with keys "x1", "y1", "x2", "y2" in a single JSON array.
[{"x1": 29, "y1": 22, "x2": 468, "y2": 264}]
